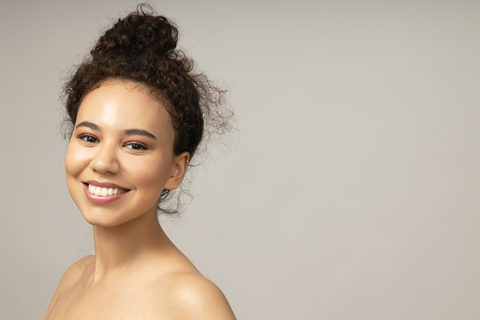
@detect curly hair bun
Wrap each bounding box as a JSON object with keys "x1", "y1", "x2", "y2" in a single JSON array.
[{"x1": 91, "y1": 5, "x2": 178, "y2": 59}]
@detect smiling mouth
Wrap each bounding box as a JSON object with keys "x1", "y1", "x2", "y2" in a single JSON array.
[{"x1": 83, "y1": 183, "x2": 131, "y2": 197}]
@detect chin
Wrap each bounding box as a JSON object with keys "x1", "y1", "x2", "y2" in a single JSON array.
[
  {"x1": 83, "y1": 216, "x2": 119, "y2": 228},
  {"x1": 79, "y1": 206, "x2": 129, "y2": 228},
  {"x1": 80, "y1": 203, "x2": 157, "y2": 228}
]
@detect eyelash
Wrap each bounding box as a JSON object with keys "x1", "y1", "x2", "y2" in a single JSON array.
[
  {"x1": 124, "y1": 141, "x2": 148, "y2": 150},
  {"x1": 77, "y1": 133, "x2": 148, "y2": 150},
  {"x1": 78, "y1": 133, "x2": 98, "y2": 143}
]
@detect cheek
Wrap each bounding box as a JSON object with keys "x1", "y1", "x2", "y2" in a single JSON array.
[
  {"x1": 64, "y1": 142, "x2": 92, "y2": 207},
  {"x1": 126, "y1": 156, "x2": 172, "y2": 193},
  {"x1": 65, "y1": 142, "x2": 90, "y2": 179}
]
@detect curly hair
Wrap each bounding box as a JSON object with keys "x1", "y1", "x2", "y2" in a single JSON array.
[{"x1": 62, "y1": 4, "x2": 234, "y2": 215}]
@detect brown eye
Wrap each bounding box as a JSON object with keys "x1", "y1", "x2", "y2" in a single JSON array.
[
  {"x1": 125, "y1": 142, "x2": 147, "y2": 150},
  {"x1": 78, "y1": 134, "x2": 98, "y2": 143}
]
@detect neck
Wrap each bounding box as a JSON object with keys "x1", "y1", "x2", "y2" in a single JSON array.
[{"x1": 91, "y1": 208, "x2": 173, "y2": 281}]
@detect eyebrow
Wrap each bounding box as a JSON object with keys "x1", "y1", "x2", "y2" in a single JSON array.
[
  {"x1": 121, "y1": 128, "x2": 157, "y2": 140},
  {"x1": 75, "y1": 121, "x2": 157, "y2": 140},
  {"x1": 76, "y1": 121, "x2": 100, "y2": 131}
]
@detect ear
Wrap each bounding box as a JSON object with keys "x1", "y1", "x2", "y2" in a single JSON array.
[{"x1": 164, "y1": 151, "x2": 190, "y2": 190}]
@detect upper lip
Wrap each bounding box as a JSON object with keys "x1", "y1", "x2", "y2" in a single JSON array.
[{"x1": 85, "y1": 180, "x2": 129, "y2": 190}]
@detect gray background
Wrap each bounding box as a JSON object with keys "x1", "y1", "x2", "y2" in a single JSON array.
[{"x1": 1, "y1": 0, "x2": 480, "y2": 319}]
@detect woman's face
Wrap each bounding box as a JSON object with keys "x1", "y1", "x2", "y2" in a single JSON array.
[{"x1": 65, "y1": 81, "x2": 188, "y2": 227}]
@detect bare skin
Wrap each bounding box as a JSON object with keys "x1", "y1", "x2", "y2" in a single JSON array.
[{"x1": 44, "y1": 81, "x2": 236, "y2": 320}]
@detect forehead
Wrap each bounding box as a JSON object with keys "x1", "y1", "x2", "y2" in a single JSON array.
[{"x1": 77, "y1": 82, "x2": 174, "y2": 140}]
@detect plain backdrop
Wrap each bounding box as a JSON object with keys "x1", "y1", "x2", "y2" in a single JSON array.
[{"x1": 1, "y1": 0, "x2": 480, "y2": 319}]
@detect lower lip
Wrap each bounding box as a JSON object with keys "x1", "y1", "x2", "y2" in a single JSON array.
[{"x1": 83, "y1": 184, "x2": 130, "y2": 204}]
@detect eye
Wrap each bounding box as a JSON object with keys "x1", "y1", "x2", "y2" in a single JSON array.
[
  {"x1": 124, "y1": 142, "x2": 148, "y2": 150},
  {"x1": 78, "y1": 133, "x2": 99, "y2": 143}
]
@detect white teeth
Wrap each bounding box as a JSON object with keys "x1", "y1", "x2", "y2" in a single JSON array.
[{"x1": 88, "y1": 184, "x2": 126, "y2": 197}]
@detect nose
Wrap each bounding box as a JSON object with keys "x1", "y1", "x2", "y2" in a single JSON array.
[{"x1": 89, "y1": 143, "x2": 120, "y2": 174}]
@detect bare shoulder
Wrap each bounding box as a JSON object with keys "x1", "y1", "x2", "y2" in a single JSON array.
[
  {"x1": 57, "y1": 255, "x2": 94, "y2": 288},
  {"x1": 159, "y1": 272, "x2": 236, "y2": 320},
  {"x1": 45, "y1": 255, "x2": 94, "y2": 317},
  {"x1": 49, "y1": 255, "x2": 94, "y2": 297}
]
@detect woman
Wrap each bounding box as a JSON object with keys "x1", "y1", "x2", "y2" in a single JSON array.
[{"x1": 44, "y1": 4, "x2": 236, "y2": 320}]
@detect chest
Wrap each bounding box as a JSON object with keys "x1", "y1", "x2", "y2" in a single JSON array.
[{"x1": 45, "y1": 280, "x2": 174, "y2": 320}]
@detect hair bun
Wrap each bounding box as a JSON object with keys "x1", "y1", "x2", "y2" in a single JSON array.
[{"x1": 91, "y1": 4, "x2": 178, "y2": 59}]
